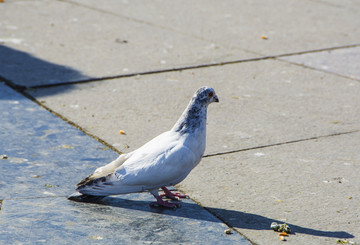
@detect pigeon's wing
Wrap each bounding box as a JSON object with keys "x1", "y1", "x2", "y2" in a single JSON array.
[
  {"x1": 116, "y1": 140, "x2": 198, "y2": 189},
  {"x1": 76, "y1": 153, "x2": 132, "y2": 186},
  {"x1": 77, "y1": 131, "x2": 199, "y2": 195}
]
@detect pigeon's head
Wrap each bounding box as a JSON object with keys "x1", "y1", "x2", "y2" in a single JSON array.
[{"x1": 193, "y1": 87, "x2": 219, "y2": 106}]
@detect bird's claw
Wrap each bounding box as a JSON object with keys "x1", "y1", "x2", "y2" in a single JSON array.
[
  {"x1": 159, "y1": 192, "x2": 188, "y2": 200},
  {"x1": 160, "y1": 187, "x2": 188, "y2": 200}
]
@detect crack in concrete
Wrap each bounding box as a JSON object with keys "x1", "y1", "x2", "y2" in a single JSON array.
[
  {"x1": 1, "y1": 82, "x2": 124, "y2": 155},
  {"x1": 2, "y1": 196, "x2": 68, "y2": 201},
  {"x1": 2, "y1": 81, "x2": 359, "y2": 162},
  {"x1": 2, "y1": 81, "x2": 357, "y2": 245},
  {"x1": 26, "y1": 43, "x2": 360, "y2": 90},
  {"x1": 276, "y1": 58, "x2": 360, "y2": 82},
  {"x1": 203, "y1": 130, "x2": 360, "y2": 158}
]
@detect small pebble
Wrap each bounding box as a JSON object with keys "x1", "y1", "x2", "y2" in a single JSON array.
[
  {"x1": 0, "y1": 154, "x2": 8, "y2": 159},
  {"x1": 224, "y1": 229, "x2": 232, "y2": 234}
]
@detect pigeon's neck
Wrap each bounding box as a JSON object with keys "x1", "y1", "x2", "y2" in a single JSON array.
[{"x1": 172, "y1": 99, "x2": 208, "y2": 135}]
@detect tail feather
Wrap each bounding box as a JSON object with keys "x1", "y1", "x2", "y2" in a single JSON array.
[
  {"x1": 67, "y1": 192, "x2": 105, "y2": 203},
  {"x1": 76, "y1": 174, "x2": 144, "y2": 196},
  {"x1": 76, "y1": 173, "x2": 97, "y2": 187},
  {"x1": 77, "y1": 175, "x2": 112, "y2": 195}
]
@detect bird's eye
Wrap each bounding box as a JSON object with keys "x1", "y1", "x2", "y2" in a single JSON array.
[{"x1": 208, "y1": 91, "x2": 214, "y2": 97}]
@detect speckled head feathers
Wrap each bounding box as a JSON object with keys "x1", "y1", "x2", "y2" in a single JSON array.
[
  {"x1": 172, "y1": 86, "x2": 219, "y2": 133},
  {"x1": 192, "y1": 86, "x2": 219, "y2": 105}
]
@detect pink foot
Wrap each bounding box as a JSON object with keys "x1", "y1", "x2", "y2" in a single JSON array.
[
  {"x1": 150, "y1": 194, "x2": 181, "y2": 208},
  {"x1": 159, "y1": 186, "x2": 188, "y2": 200}
]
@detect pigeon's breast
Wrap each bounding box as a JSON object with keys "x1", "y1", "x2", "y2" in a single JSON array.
[{"x1": 182, "y1": 128, "x2": 206, "y2": 161}]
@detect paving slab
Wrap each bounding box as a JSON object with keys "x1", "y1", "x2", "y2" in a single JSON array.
[
  {"x1": 1, "y1": 1, "x2": 359, "y2": 244},
  {"x1": 280, "y1": 46, "x2": 360, "y2": 80},
  {"x1": 0, "y1": 0, "x2": 251, "y2": 87},
  {"x1": 0, "y1": 83, "x2": 250, "y2": 244},
  {"x1": 0, "y1": 85, "x2": 120, "y2": 199},
  {"x1": 28, "y1": 59, "x2": 360, "y2": 156},
  {"x1": 178, "y1": 131, "x2": 360, "y2": 245},
  {"x1": 70, "y1": 0, "x2": 360, "y2": 55},
  {"x1": 1, "y1": 196, "x2": 250, "y2": 245},
  {"x1": 314, "y1": 0, "x2": 360, "y2": 9}
]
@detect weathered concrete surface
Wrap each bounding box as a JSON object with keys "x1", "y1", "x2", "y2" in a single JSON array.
[
  {"x1": 1, "y1": 0, "x2": 360, "y2": 244},
  {"x1": 0, "y1": 85, "x2": 118, "y2": 199},
  {"x1": 2, "y1": 0, "x2": 359, "y2": 87},
  {"x1": 28, "y1": 60, "x2": 360, "y2": 156},
  {"x1": 1, "y1": 197, "x2": 248, "y2": 245},
  {"x1": 0, "y1": 83, "x2": 250, "y2": 245},
  {"x1": 70, "y1": 0, "x2": 360, "y2": 55},
  {"x1": 0, "y1": 0, "x2": 251, "y2": 87},
  {"x1": 178, "y1": 131, "x2": 360, "y2": 244},
  {"x1": 26, "y1": 59, "x2": 360, "y2": 244},
  {"x1": 281, "y1": 46, "x2": 360, "y2": 80}
]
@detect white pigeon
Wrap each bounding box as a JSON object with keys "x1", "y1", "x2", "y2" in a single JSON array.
[{"x1": 72, "y1": 86, "x2": 219, "y2": 208}]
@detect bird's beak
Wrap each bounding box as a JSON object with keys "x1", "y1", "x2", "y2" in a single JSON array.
[{"x1": 213, "y1": 95, "x2": 219, "y2": 103}]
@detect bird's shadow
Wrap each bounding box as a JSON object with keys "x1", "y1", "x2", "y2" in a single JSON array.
[{"x1": 69, "y1": 194, "x2": 354, "y2": 239}]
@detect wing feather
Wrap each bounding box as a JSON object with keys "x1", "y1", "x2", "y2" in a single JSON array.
[
  {"x1": 76, "y1": 153, "x2": 131, "y2": 186},
  {"x1": 115, "y1": 141, "x2": 198, "y2": 189}
]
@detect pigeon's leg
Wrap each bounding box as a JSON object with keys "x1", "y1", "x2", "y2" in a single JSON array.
[
  {"x1": 150, "y1": 195, "x2": 181, "y2": 208},
  {"x1": 159, "y1": 186, "x2": 188, "y2": 200},
  {"x1": 149, "y1": 189, "x2": 180, "y2": 208}
]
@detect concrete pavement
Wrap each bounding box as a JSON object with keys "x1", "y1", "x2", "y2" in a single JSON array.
[
  {"x1": 1, "y1": 0, "x2": 360, "y2": 244},
  {"x1": 0, "y1": 84, "x2": 248, "y2": 244}
]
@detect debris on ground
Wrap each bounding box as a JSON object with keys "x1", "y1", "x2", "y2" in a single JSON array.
[
  {"x1": 44, "y1": 184, "x2": 59, "y2": 188},
  {"x1": 89, "y1": 236, "x2": 103, "y2": 240},
  {"x1": 337, "y1": 239, "x2": 356, "y2": 244},
  {"x1": 224, "y1": 229, "x2": 232, "y2": 234},
  {"x1": 0, "y1": 154, "x2": 8, "y2": 159},
  {"x1": 271, "y1": 222, "x2": 291, "y2": 241},
  {"x1": 58, "y1": 144, "x2": 74, "y2": 149},
  {"x1": 271, "y1": 222, "x2": 291, "y2": 233}
]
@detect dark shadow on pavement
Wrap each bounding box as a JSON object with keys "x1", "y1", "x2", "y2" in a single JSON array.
[
  {"x1": 68, "y1": 195, "x2": 354, "y2": 239},
  {"x1": 206, "y1": 207, "x2": 354, "y2": 239},
  {"x1": 0, "y1": 45, "x2": 89, "y2": 94}
]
